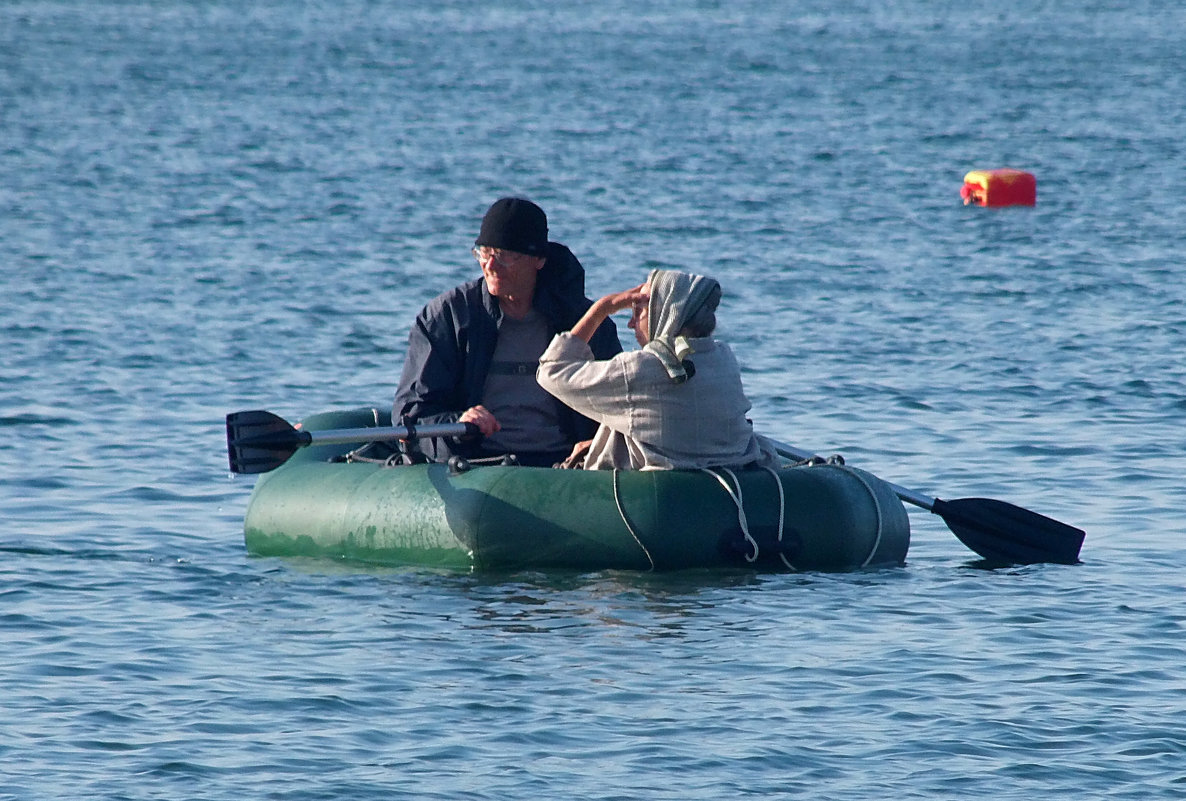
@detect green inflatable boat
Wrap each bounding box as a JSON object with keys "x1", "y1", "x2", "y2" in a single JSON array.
[{"x1": 234, "y1": 408, "x2": 910, "y2": 571}]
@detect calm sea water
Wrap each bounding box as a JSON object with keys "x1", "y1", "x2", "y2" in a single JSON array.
[{"x1": 3, "y1": 1, "x2": 1185, "y2": 798}]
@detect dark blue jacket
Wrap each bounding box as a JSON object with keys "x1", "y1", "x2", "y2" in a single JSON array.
[{"x1": 393, "y1": 242, "x2": 622, "y2": 462}]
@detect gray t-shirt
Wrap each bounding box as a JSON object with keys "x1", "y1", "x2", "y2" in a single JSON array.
[{"x1": 482, "y1": 308, "x2": 569, "y2": 455}]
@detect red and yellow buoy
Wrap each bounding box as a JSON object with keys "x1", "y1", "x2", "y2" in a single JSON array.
[{"x1": 960, "y1": 168, "x2": 1036, "y2": 207}]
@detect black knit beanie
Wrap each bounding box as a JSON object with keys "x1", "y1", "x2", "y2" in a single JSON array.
[{"x1": 474, "y1": 197, "x2": 548, "y2": 257}]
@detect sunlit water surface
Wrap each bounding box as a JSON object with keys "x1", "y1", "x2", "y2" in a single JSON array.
[{"x1": 3, "y1": 2, "x2": 1185, "y2": 798}]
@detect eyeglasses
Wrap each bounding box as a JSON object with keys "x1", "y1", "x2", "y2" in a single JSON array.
[{"x1": 472, "y1": 246, "x2": 528, "y2": 269}]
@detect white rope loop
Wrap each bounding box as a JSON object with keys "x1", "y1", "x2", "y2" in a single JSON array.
[
  {"x1": 612, "y1": 469, "x2": 656, "y2": 571},
  {"x1": 702, "y1": 468, "x2": 761, "y2": 564},
  {"x1": 761, "y1": 466, "x2": 794, "y2": 570},
  {"x1": 612, "y1": 466, "x2": 813, "y2": 573},
  {"x1": 843, "y1": 466, "x2": 885, "y2": 568}
]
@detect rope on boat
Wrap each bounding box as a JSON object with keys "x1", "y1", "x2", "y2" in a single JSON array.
[
  {"x1": 703, "y1": 468, "x2": 759, "y2": 563},
  {"x1": 612, "y1": 469, "x2": 656, "y2": 571},
  {"x1": 704, "y1": 467, "x2": 790, "y2": 569},
  {"x1": 844, "y1": 466, "x2": 886, "y2": 568},
  {"x1": 761, "y1": 465, "x2": 794, "y2": 570},
  {"x1": 614, "y1": 466, "x2": 794, "y2": 572}
]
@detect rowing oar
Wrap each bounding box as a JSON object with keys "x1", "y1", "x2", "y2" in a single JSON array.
[
  {"x1": 226, "y1": 409, "x2": 478, "y2": 475},
  {"x1": 769, "y1": 439, "x2": 1084, "y2": 565}
]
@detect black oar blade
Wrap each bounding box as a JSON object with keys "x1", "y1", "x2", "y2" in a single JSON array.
[
  {"x1": 931, "y1": 497, "x2": 1085, "y2": 565},
  {"x1": 226, "y1": 410, "x2": 310, "y2": 474}
]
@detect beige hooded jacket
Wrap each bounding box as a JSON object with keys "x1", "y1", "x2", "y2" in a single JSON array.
[{"x1": 537, "y1": 270, "x2": 779, "y2": 471}]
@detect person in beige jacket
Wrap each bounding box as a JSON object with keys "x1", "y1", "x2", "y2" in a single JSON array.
[{"x1": 537, "y1": 269, "x2": 779, "y2": 471}]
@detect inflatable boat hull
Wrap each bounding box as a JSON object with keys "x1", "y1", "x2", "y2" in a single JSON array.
[{"x1": 242, "y1": 410, "x2": 910, "y2": 571}]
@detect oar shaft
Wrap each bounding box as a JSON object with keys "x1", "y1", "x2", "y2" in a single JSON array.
[
  {"x1": 226, "y1": 409, "x2": 483, "y2": 474},
  {"x1": 881, "y1": 482, "x2": 935, "y2": 512},
  {"x1": 303, "y1": 423, "x2": 474, "y2": 446},
  {"x1": 768, "y1": 436, "x2": 1085, "y2": 565},
  {"x1": 770, "y1": 440, "x2": 936, "y2": 511}
]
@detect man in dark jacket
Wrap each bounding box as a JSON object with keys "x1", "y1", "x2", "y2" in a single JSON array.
[{"x1": 394, "y1": 197, "x2": 622, "y2": 466}]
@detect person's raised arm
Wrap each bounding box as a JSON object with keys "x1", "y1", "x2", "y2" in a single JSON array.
[{"x1": 569, "y1": 284, "x2": 646, "y2": 343}]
